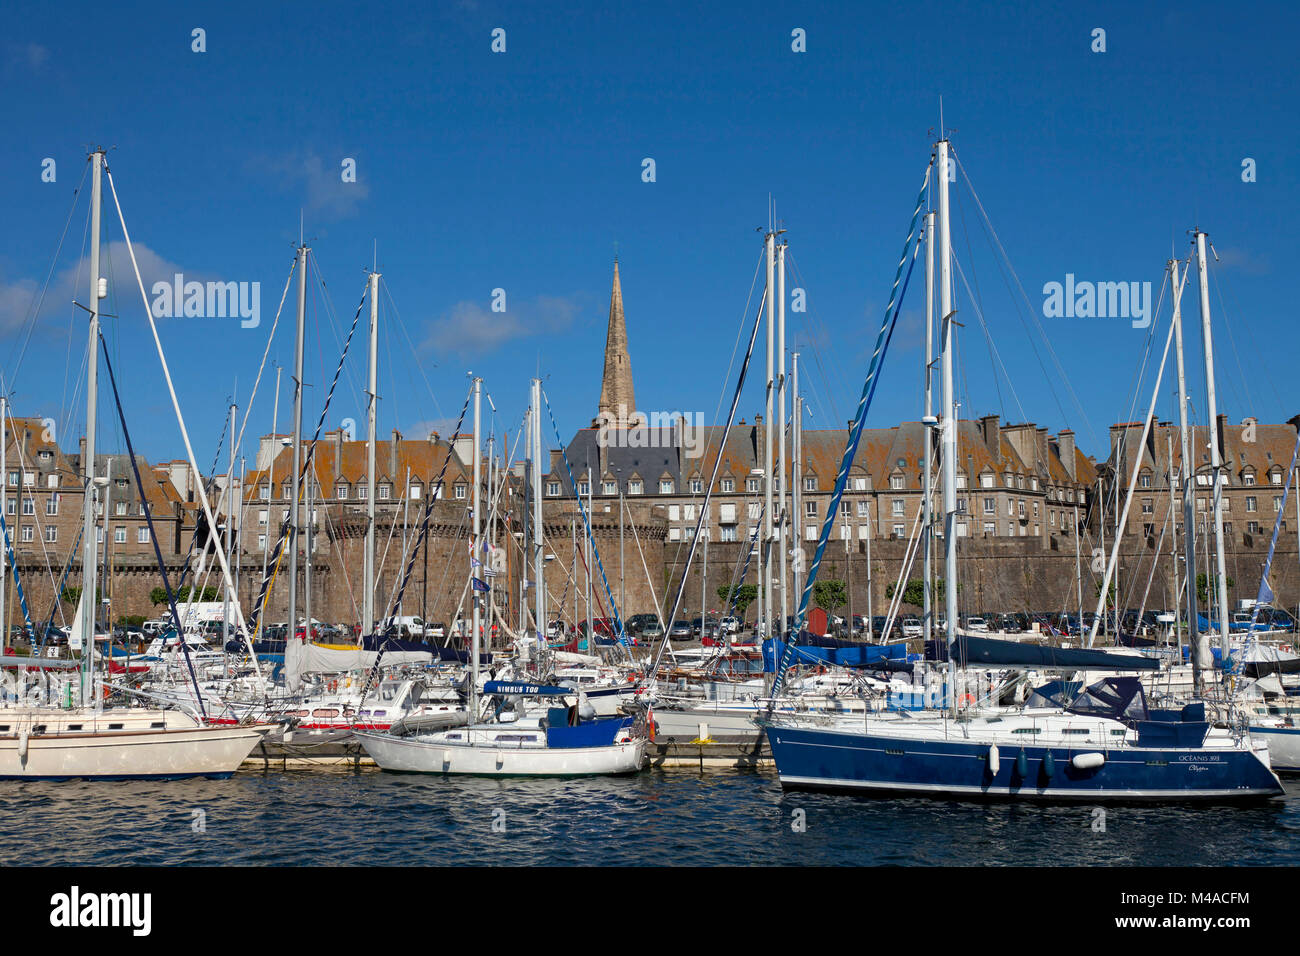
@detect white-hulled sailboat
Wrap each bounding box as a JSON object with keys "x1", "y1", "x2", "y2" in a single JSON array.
[
  {"x1": 0, "y1": 150, "x2": 270, "y2": 778},
  {"x1": 357, "y1": 377, "x2": 645, "y2": 775}
]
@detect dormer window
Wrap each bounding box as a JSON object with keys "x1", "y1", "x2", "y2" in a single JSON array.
[
  {"x1": 628, "y1": 479, "x2": 643, "y2": 495},
  {"x1": 454, "y1": 483, "x2": 467, "y2": 500},
  {"x1": 659, "y1": 479, "x2": 674, "y2": 494},
  {"x1": 721, "y1": 478, "x2": 734, "y2": 493},
  {"x1": 1243, "y1": 472, "x2": 1256, "y2": 486},
  {"x1": 602, "y1": 480, "x2": 617, "y2": 495},
  {"x1": 689, "y1": 478, "x2": 702, "y2": 494},
  {"x1": 378, "y1": 483, "x2": 391, "y2": 499},
  {"x1": 577, "y1": 480, "x2": 589, "y2": 496},
  {"x1": 337, "y1": 483, "x2": 349, "y2": 499},
  {"x1": 890, "y1": 474, "x2": 904, "y2": 490},
  {"x1": 746, "y1": 477, "x2": 760, "y2": 493},
  {"x1": 546, "y1": 481, "x2": 560, "y2": 496},
  {"x1": 803, "y1": 477, "x2": 817, "y2": 492}
]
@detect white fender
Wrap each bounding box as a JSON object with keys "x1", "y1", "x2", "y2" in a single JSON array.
[
  {"x1": 17, "y1": 730, "x2": 28, "y2": 761},
  {"x1": 988, "y1": 744, "x2": 1000, "y2": 775},
  {"x1": 1072, "y1": 752, "x2": 1105, "y2": 770}
]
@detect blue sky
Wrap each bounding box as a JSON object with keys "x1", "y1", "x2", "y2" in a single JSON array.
[{"x1": 0, "y1": 0, "x2": 1295, "y2": 470}]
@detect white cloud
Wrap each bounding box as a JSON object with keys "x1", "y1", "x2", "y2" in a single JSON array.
[
  {"x1": 421, "y1": 293, "x2": 581, "y2": 357},
  {"x1": 252, "y1": 151, "x2": 371, "y2": 221},
  {"x1": 0, "y1": 241, "x2": 201, "y2": 339}
]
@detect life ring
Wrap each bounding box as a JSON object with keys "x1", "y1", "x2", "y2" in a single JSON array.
[{"x1": 959, "y1": 693, "x2": 975, "y2": 708}]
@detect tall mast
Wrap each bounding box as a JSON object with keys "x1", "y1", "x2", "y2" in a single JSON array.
[
  {"x1": 364, "y1": 269, "x2": 379, "y2": 636},
  {"x1": 287, "y1": 242, "x2": 308, "y2": 639},
  {"x1": 531, "y1": 379, "x2": 545, "y2": 641},
  {"x1": 470, "y1": 377, "x2": 482, "y2": 719},
  {"x1": 936, "y1": 138, "x2": 958, "y2": 711},
  {"x1": 792, "y1": 353, "x2": 802, "y2": 600},
  {"x1": 223, "y1": 401, "x2": 235, "y2": 648},
  {"x1": 777, "y1": 239, "x2": 789, "y2": 636},
  {"x1": 923, "y1": 209, "x2": 936, "y2": 646},
  {"x1": 1170, "y1": 256, "x2": 1202, "y2": 694},
  {"x1": 763, "y1": 230, "x2": 775, "y2": 640},
  {"x1": 264, "y1": 366, "x2": 281, "y2": 582},
  {"x1": 1195, "y1": 230, "x2": 1231, "y2": 667},
  {"x1": 81, "y1": 150, "x2": 105, "y2": 705}
]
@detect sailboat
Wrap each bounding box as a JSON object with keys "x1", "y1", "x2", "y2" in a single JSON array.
[
  {"x1": 761, "y1": 137, "x2": 1282, "y2": 801},
  {"x1": 356, "y1": 378, "x2": 646, "y2": 775},
  {"x1": 0, "y1": 150, "x2": 271, "y2": 779}
]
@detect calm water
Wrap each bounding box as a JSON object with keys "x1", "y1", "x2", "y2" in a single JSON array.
[{"x1": 4, "y1": 770, "x2": 1300, "y2": 866}]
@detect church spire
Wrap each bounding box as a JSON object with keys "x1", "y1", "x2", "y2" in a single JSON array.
[{"x1": 597, "y1": 258, "x2": 636, "y2": 427}]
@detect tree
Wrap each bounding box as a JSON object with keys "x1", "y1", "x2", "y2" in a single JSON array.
[
  {"x1": 61, "y1": 585, "x2": 81, "y2": 606},
  {"x1": 1196, "y1": 573, "x2": 1234, "y2": 606},
  {"x1": 813, "y1": 579, "x2": 847, "y2": 613},
  {"x1": 885, "y1": 578, "x2": 953, "y2": 607},
  {"x1": 886, "y1": 578, "x2": 949, "y2": 607},
  {"x1": 176, "y1": 585, "x2": 218, "y2": 603},
  {"x1": 718, "y1": 583, "x2": 758, "y2": 617},
  {"x1": 149, "y1": 586, "x2": 167, "y2": 607}
]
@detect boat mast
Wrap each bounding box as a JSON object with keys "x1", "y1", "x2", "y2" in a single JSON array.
[
  {"x1": 936, "y1": 137, "x2": 958, "y2": 712},
  {"x1": 364, "y1": 269, "x2": 379, "y2": 637},
  {"x1": 287, "y1": 241, "x2": 308, "y2": 641},
  {"x1": 792, "y1": 352, "x2": 802, "y2": 602},
  {"x1": 762, "y1": 229, "x2": 775, "y2": 642},
  {"x1": 923, "y1": 209, "x2": 936, "y2": 647},
  {"x1": 531, "y1": 379, "x2": 545, "y2": 644},
  {"x1": 1170, "y1": 256, "x2": 1202, "y2": 693},
  {"x1": 1195, "y1": 231, "x2": 1231, "y2": 669},
  {"x1": 223, "y1": 400, "x2": 235, "y2": 649},
  {"x1": 264, "y1": 366, "x2": 280, "y2": 583},
  {"x1": 81, "y1": 150, "x2": 104, "y2": 706},
  {"x1": 470, "y1": 376, "x2": 482, "y2": 719},
  {"x1": 777, "y1": 238, "x2": 788, "y2": 636}
]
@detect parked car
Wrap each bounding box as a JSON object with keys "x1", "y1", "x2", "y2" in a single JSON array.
[
  {"x1": 719, "y1": 616, "x2": 741, "y2": 635},
  {"x1": 668, "y1": 620, "x2": 693, "y2": 639},
  {"x1": 638, "y1": 620, "x2": 665, "y2": 640},
  {"x1": 901, "y1": 617, "x2": 922, "y2": 638},
  {"x1": 963, "y1": 616, "x2": 989, "y2": 633}
]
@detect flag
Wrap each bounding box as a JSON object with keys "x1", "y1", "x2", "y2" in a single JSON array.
[{"x1": 471, "y1": 577, "x2": 490, "y2": 593}]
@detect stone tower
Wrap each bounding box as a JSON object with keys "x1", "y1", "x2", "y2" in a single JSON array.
[{"x1": 597, "y1": 259, "x2": 636, "y2": 426}]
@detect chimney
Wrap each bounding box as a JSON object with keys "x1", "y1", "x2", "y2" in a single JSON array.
[
  {"x1": 333, "y1": 428, "x2": 343, "y2": 479},
  {"x1": 1036, "y1": 427, "x2": 1049, "y2": 472},
  {"x1": 390, "y1": 428, "x2": 401, "y2": 480},
  {"x1": 1216, "y1": 413, "x2": 1228, "y2": 459},
  {"x1": 979, "y1": 414, "x2": 1000, "y2": 452},
  {"x1": 1058, "y1": 429, "x2": 1076, "y2": 481}
]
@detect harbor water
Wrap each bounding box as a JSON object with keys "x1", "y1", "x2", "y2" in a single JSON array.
[{"x1": 5, "y1": 770, "x2": 1300, "y2": 866}]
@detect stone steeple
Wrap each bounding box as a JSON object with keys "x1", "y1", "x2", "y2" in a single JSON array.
[{"x1": 597, "y1": 258, "x2": 636, "y2": 426}]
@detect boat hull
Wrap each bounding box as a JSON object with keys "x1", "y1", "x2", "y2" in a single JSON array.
[
  {"x1": 355, "y1": 731, "x2": 645, "y2": 776},
  {"x1": 0, "y1": 724, "x2": 271, "y2": 780},
  {"x1": 1249, "y1": 723, "x2": 1300, "y2": 773},
  {"x1": 764, "y1": 723, "x2": 1283, "y2": 802}
]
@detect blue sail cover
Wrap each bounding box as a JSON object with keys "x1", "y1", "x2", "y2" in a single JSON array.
[
  {"x1": 1066, "y1": 677, "x2": 1149, "y2": 722},
  {"x1": 926, "y1": 635, "x2": 1159, "y2": 670},
  {"x1": 763, "y1": 639, "x2": 909, "y2": 672}
]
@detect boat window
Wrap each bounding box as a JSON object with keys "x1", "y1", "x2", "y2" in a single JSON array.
[
  {"x1": 108, "y1": 723, "x2": 123, "y2": 730},
  {"x1": 885, "y1": 747, "x2": 905, "y2": 756},
  {"x1": 312, "y1": 709, "x2": 340, "y2": 718},
  {"x1": 67, "y1": 724, "x2": 83, "y2": 731},
  {"x1": 0, "y1": 725, "x2": 9, "y2": 732},
  {"x1": 33, "y1": 725, "x2": 47, "y2": 734},
  {"x1": 1145, "y1": 759, "x2": 1168, "y2": 767},
  {"x1": 1110, "y1": 729, "x2": 1127, "y2": 736},
  {"x1": 151, "y1": 721, "x2": 166, "y2": 728},
  {"x1": 1011, "y1": 727, "x2": 1040, "y2": 734},
  {"x1": 1062, "y1": 728, "x2": 1090, "y2": 735}
]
